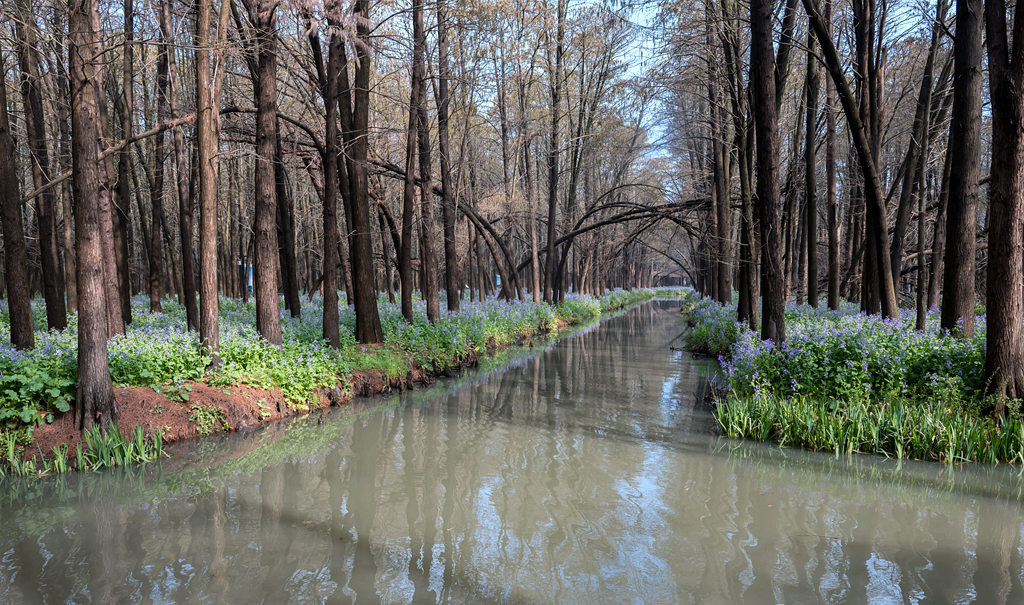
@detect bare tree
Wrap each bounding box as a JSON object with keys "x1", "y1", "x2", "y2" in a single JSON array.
[
  {"x1": 69, "y1": 0, "x2": 115, "y2": 427},
  {"x1": 197, "y1": 0, "x2": 223, "y2": 362},
  {"x1": 940, "y1": 0, "x2": 983, "y2": 337},
  {"x1": 983, "y1": 0, "x2": 1024, "y2": 408},
  {"x1": 751, "y1": 0, "x2": 784, "y2": 342},
  {"x1": 0, "y1": 53, "x2": 34, "y2": 350}
]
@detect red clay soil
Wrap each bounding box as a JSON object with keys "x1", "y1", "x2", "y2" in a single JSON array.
[
  {"x1": 31, "y1": 360, "x2": 463, "y2": 457},
  {"x1": 30, "y1": 315, "x2": 583, "y2": 459}
]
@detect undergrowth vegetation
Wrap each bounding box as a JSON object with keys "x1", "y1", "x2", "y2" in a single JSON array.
[
  {"x1": 685, "y1": 296, "x2": 1023, "y2": 464},
  {"x1": 0, "y1": 288, "x2": 674, "y2": 465},
  {"x1": 1, "y1": 424, "x2": 163, "y2": 478}
]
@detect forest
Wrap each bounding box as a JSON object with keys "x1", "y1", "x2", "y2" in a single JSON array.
[
  {"x1": 0, "y1": 0, "x2": 676, "y2": 441},
  {"x1": 0, "y1": 0, "x2": 1022, "y2": 460}
]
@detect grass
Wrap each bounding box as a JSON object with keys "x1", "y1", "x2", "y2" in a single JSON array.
[
  {"x1": 717, "y1": 392, "x2": 1024, "y2": 464},
  {"x1": 1, "y1": 423, "x2": 164, "y2": 477},
  {"x1": 686, "y1": 293, "x2": 1024, "y2": 464}
]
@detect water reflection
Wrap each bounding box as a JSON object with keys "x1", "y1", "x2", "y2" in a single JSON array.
[{"x1": 3, "y1": 302, "x2": 1024, "y2": 603}]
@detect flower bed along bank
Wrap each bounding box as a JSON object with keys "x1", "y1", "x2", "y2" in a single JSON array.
[
  {"x1": 0, "y1": 287, "x2": 685, "y2": 475},
  {"x1": 685, "y1": 297, "x2": 1024, "y2": 464}
]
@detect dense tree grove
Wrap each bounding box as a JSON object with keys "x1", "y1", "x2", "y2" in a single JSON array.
[
  {"x1": 661, "y1": 0, "x2": 1024, "y2": 416},
  {"x1": 0, "y1": 0, "x2": 670, "y2": 426},
  {"x1": 0, "y1": 0, "x2": 1022, "y2": 426}
]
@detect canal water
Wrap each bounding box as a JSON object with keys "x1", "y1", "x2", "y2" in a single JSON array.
[{"x1": 3, "y1": 301, "x2": 1024, "y2": 603}]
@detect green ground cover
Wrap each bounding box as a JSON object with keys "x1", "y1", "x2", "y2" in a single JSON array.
[
  {"x1": 0, "y1": 287, "x2": 681, "y2": 475},
  {"x1": 686, "y1": 295, "x2": 1024, "y2": 464}
]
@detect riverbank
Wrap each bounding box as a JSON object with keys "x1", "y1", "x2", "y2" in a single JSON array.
[
  {"x1": 1, "y1": 288, "x2": 681, "y2": 475},
  {"x1": 686, "y1": 296, "x2": 1024, "y2": 464}
]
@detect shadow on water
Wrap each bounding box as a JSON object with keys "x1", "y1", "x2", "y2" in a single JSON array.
[{"x1": 4, "y1": 301, "x2": 1024, "y2": 603}]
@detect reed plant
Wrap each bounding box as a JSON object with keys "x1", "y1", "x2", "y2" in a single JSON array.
[
  {"x1": 716, "y1": 393, "x2": 1024, "y2": 464},
  {"x1": 0, "y1": 424, "x2": 163, "y2": 477}
]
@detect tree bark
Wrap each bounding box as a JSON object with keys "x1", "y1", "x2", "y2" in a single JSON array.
[
  {"x1": 196, "y1": 0, "x2": 222, "y2": 363},
  {"x1": 248, "y1": 0, "x2": 283, "y2": 345},
  {"x1": 804, "y1": 28, "x2": 819, "y2": 308},
  {"x1": 983, "y1": 0, "x2": 1024, "y2": 408},
  {"x1": 319, "y1": 22, "x2": 342, "y2": 347},
  {"x1": 0, "y1": 54, "x2": 35, "y2": 350},
  {"x1": 15, "y1": 0, "x2": 67, "y2": 330},
  {"x1": 274, "y1": 137, "x2": 301, "y2": 318},
  {"x1": 940, "y1": 0, "x2": 983, "y2": 337},
  {"x1": 824, "y1": 0, "x2": 840, "y2": 310},
  {"x1": 437, "y1": 0, "x2": 459, "y2": 313},
  {"x1": 347, "y1": 0, "x2": 384, "y2": 343},
  {"x1": 751, "y1": 0, "x2": 785, "y2": 342},
  {"x1": 928, "y1": 148, "x2": 953, "y2": 310},
  {"x1": 149, "y1": 0, "x2": 171, "y2": 313},
  {"x1": 544, "y1": 0, "x2": 567, "y2": 303},
  {"x1": 114, "y1": 0, "x2": 134, "y2": 325},
  {"x1": 69, "y1": 0, "x2": 116, "y2": 428},
  {"x1": 86, "y1": 5, "x2": 125, "y2": 337},
  {"x1": 707, "y1": 8, "x2": 731, "y2": 304},
  {"x1": 413, "y1": 0, "x2": 440, "y2": 322},
  {"x1": 804, "y1": 0, "x2": 898, "y2": 318},
  {"x1": 400, "y1": 32, "x2": 419, "y2": 323},
  {"x1": 890, "y1": 0, "x2": 945, "y2": 301},
  {"x1": 160, "y1": 0, "x2": 198, "y2": 330}
]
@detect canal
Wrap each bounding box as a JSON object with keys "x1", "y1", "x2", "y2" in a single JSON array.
[{"x1": 3, "y1": 301, "x2": 1024, "y2": 603}]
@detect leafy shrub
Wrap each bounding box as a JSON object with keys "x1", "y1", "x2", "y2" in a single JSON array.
[{"x1": 690, "y1": 297, "x2": 986, "y2": 407}]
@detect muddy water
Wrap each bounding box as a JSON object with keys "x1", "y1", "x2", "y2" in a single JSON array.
[{"x1": 4, "y1": 301, "x2": 1024, "y2": 603}]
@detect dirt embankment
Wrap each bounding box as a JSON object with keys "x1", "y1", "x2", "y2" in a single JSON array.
[
  {"x1": 32, "y1": 300, "x2": 647, "y2": 457},
  {"x1": 32, "y1": 357, "x2": 473, "y2": 456}
]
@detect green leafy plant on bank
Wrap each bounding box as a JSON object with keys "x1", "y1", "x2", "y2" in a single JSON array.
[
  {"x1": 716, "y1": 392, "x2": 1024, "y2": 464},
  {"x1": 0, "y1": 424, "x2": 163, "y2": 478},
  {"x1": 686, "y1": 294, "x2": 1024, "y2": 463},
  {"x1": 0, "y1": 288, "x2": 673, "y2": 475},
  {"x1": 189, "y1": 404, "x2": 228, "y2": 436}
]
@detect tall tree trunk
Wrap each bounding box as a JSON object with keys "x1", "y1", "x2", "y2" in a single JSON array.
[
  {"x1": 49, "y1": 9, "x2": 79, "y2": 315},
  {"x1": 320, "y1": 25, "x2": 342, "y2": 347},
  {"x1": 805, "y1": 29, "x2": 819, "y2": 308},
  {"x1": 150, "y1": 3, "x2": 171, "y2": 313},
  {"x1": 413, "y1": 0, "x2": 440, "y2": 323},
  {"x1": 720, "y1": 0, "x2": 757, "y2": 327},
  {"x1": 825, "y1": 0, "x2": 839, "y2": 310},
  {"x1": 249, "y1": 0, "x2": 282, "y2": 345},
  {"x1": 804, "y1": 0, "x2": 898, "y2": 318},
  {"x1": 0, "y1": 54, "x2": 34, "y2": 350},
  {"x1": 377, "y1": 205, "x2": 396, "y2": 304},
  {"x1": 15, "y1": 0, "x2": 67, "y2": 330},
  {"x1": 928, "y1": 148, "x2": 952, "y2": 309},
  {"x1": 162, "y1": 0, "x2": 198, "y2": 330},
  {"x1": 347, "y1": 0, "x2": 384, "y2": 343},
  {"x1": 751, "y1": 0, "x2": 784, "y2": 342},
  {"x1": 544, "y1": 0, "x2": 567, "y2": 303},
  {"x1": 983, "y1": 0, "x2": 1024, "y2": 409},
  {"x1": 86, "y1": 4, "x2": 125, "y2": 336},
  {"x1": 708, "y1": 10, "x2": 731, "y2": 304},
  {"x1": 400, "y1": 38, "x2": 419, "y2": 323},
  {"x1": 274, "y1": 137, "x2": 301, "y2": 317},
  {"x1": 69, "y1": 0, "x2": 115, "y2": 428},
  {"x1": 940, "y1": 0, "x2": 983, "y2": 337},
  {"x1": 915, "y1": 154, "x2": 928, "y2": 331},
  {"x1": 526, "y1": 139, "x2": 542, "y2": 303},
  {"x1": 890, "y1": 0, "x2": 945, "y2": 296},
  {"x1": 196, "y1": 0, "x2": 222, "y2": 363},
  {"x1": 437, "y1": 0, "x2": 459, "y2": 313},
  {"x1": 114, "y1": 0, "x2": 134, "y2": 324}
]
